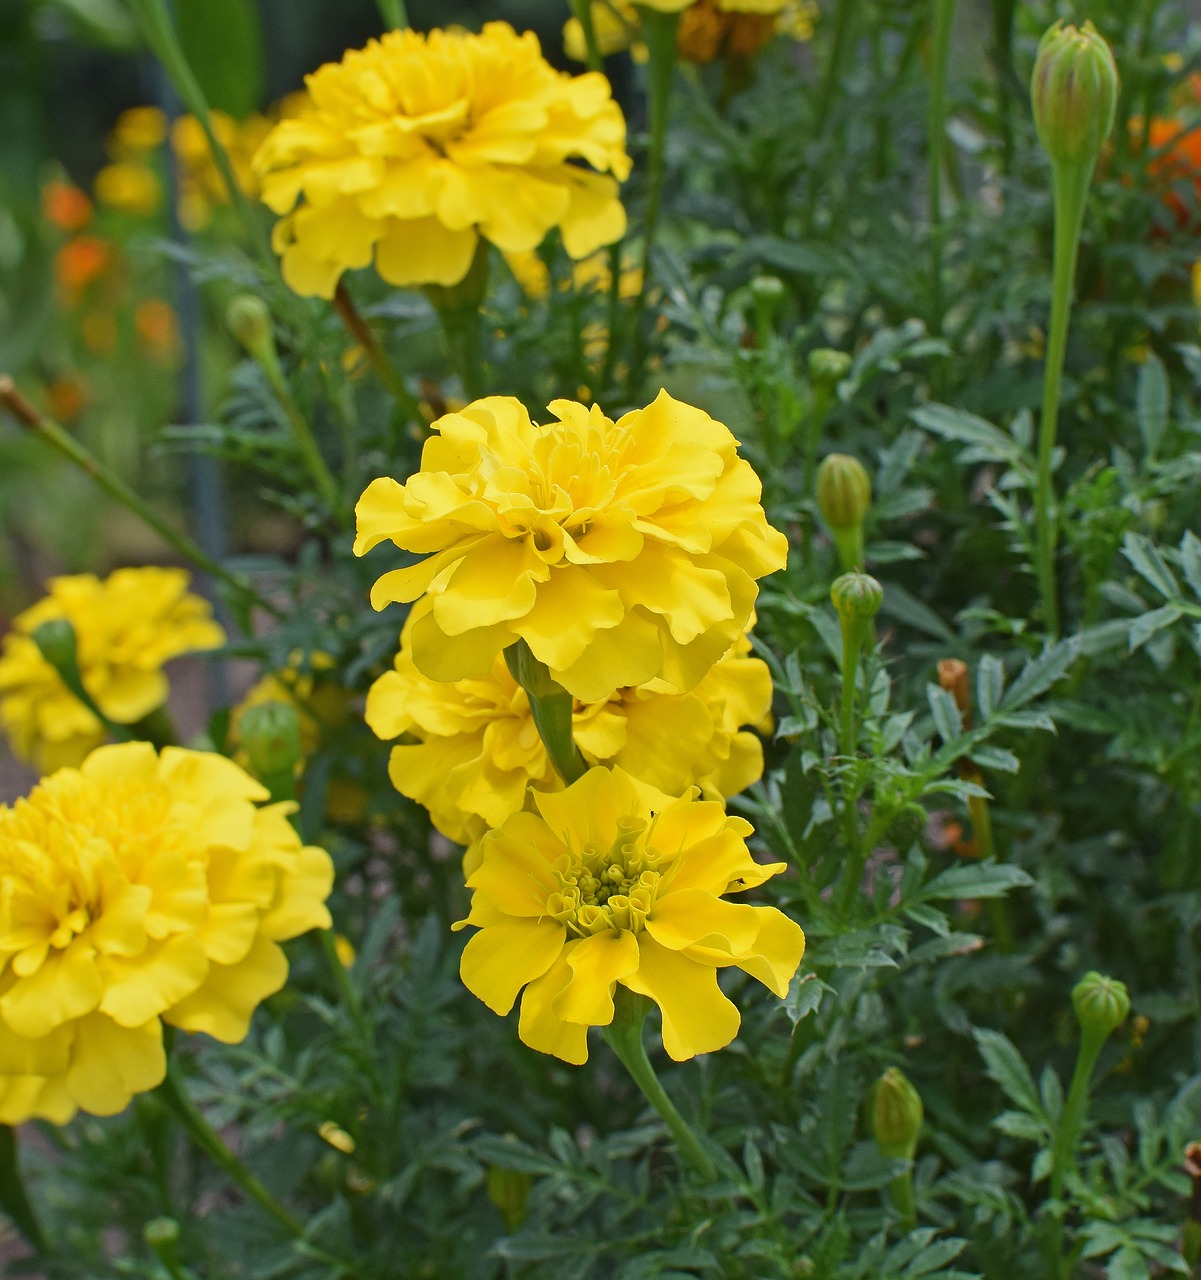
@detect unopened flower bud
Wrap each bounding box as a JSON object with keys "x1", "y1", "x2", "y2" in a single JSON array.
[
  {"x1": 817, "y1": 454, "x2": 872, "y2": 531},
  {"x1": 487, "y1": 1165, "x2": 533, "y2": 1232},
  {"x1": 227, "y1": 294, "x2": 278, "y2": 368},
  {"x1": 1072, "y1": 971, "x2": 1131, "y2": 1038},
  {"x1": 750, "y1": 275, "x2": 786, "y2": 307},
  {"x1": 808, "y1": 347, "x2": 851, "y2": 387},
  {"x1": 239, "y1": 699, "x2": 302, "y2": 781},
  {"x1": 1031, "y1": 21, "x2": 1118, "y2": 169},
  {"x1": 831, "y1": 571, "x2": 883, "y2": 622},
  {"x1": 33, "y1": 617, "x2": 81, "y2": 679},
  {"x1": 870, "y1": 1068, "x2": 923, "y2": 1162}
]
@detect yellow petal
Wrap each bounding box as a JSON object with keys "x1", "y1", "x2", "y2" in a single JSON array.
[
  {"x1": 557, "y1": 929, "x2": 639, "y2": 1025},
  {"x1": 622, "y1": 936, "x2": 740, "y2": 1061},
  {"x1": 66, "y1": 1014, "x2": 166, "y2": 1116},
  {"x1": 460, "y1": 917, "x2": 564, "y2": 1016},
  {"x1": 645, "y1": 889, "x2": 761, "y2": 955},
  {"x1": 518, "y1": 948, "x2": 590, "y2": 1064},
  {"x1": 0, "y1": 942, "x2": 102, "y2": 1038},
  {"x1": 164, "y1": 934, "x2": 288, "y2": 1044},
  {"x1": 376, "y1": 217, "x2": 478, "y2": 287},
  {"x1": 97, "y1": 934, "x2": 210, "y2": 1027}
]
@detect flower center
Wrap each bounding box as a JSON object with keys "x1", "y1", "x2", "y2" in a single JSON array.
[{"x1": 545, "y1": 816, "x2": 663, "y2": 938}]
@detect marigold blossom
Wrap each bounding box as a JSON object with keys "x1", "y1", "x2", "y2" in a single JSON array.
[
  {"x1": 355, "y1": 391, "x2": 787, "y2": 703},
  {"x1": 0, "y1": 568, "x2": 225, "y2": 774},
  {"x1": 0, "y1": 743, "x2": 334, "y2": 1123},
  {"x1": 366, "y1": 616, "x2": 772, "y2": 847},
  {"x1": 454, "y1": 766, "x2": 804, "y2": 1063},
  {"x1": 252, "y1": 22, "x2": 631, "y2": 298}
]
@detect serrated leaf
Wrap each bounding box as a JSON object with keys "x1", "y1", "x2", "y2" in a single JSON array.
[
  {"x1": 974, "y1": 1028, "x2": 1043, "y2": 1118},
  {"x1": 784, "y1": 973, "x2": 828, "y2": 1025},
  {"x1": 921, "y1": 861, "x2": 1033, "y2": 901},
  {"x1": 905, "y1": 903, "x2": 951, "y2": 936},
  {"x1": 1137, "y1": 353, "x2": 1170, "y2": 459},
  {"x1": 880, "y1": 582, "x2": 955, "y2": 641},
  {"x1": 1129, "y1": 604, "x2": 1185, "y2": 652},
  {"x1": 927, "y1": 684, "x2": 963, "y2": 743},
  {"x1": 912, "y1": 404, "x2": 1027, "y2": 466},
  {"x1": 1123, "y1": 532, "x2": 1181, "y2": 601},
  {"x1": 998, "y1": 640, "x2": 1078, "y2": 711},
  {"x1": 976, "y1": 655, "x2": 1004, "y2": 719},
  {"x1": 967, "y1": 745, "x2": 1020, "y2": 774},
  {"x1": 1180, "y1": 530, "x2": 1201, "y2": 599}
]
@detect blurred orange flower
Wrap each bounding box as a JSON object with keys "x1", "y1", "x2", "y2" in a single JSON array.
[
  {"x1": 54, "y1": 236, "x2": 111, "y2": 299},
  {"x1": 135, "y1": 298, "x2": 180, "y2": 364},
  {"x1": 41, "y1": 180, "x2": 93, "y2": 233},
  {"x1": 46, "y1": 374, "x2": 90, "y2": 423}
]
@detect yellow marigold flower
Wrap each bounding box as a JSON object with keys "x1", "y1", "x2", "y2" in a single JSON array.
[
  {"x1": 366, "y1": 616, "x2": 772, "y2": 847},
  {"x1": 172, "y1": 111, "x2": 270, "y2": 232},
  {"x1": 355, "y1": 392, "x2": 787, "y2": 703},
  {"x1": 252, "y1": 22, "x2": 632, "y2": 298},
  {"x1": 0, "y1": 743, "x2": 334, "y2": 1124},
  {"x1": 94, "y1": 162, "x2": 162, "y2": 216},
  {"x1": 454, "y1": 766, "x2": 804, "y2": 1063},
  {"x1": 563, "y1": 1, "x2": 645, "y2": 63},
  {"x1": 109, "y1": 106, "x2": 168, "y2": 157},
  {"x1": 0, "y1": 568, "x2": 225, "y2": 774},
  {"x1": 502, "y1": 250, "x2": 552, "y2": 301}
]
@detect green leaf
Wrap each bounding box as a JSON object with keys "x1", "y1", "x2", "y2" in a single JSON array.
[
  {"x1": 784, "y1": 973, "x2": 829, "y2": 1025},
  {"x1": 1136, "y1": 353, "x2": 1169, "y2": 460},
  {"x1": 1129, "y1": 604, "x2": 1185, "y2": 652},
  {"x1": 974, "y1": 1027, "x2": 1043, "y2": 1118},
  {"x1": 998, "y1": 639, "x2": 1078, "y2": 711},
  {"x1": 967, "y1": 745, "x2": 1020, "y2": 774},
  {"x1": 912, "y1": 403, "x2": 1029, "y2": 470},
  {"x1": 927, "y1": 684, "x2": 963, "y2": 743},
  {"x1": 976, "y1": 655, "x2": 1004, "y2": 719},
  {"x1": 175, "y1": 0, "x2": 265, "y2": 117},
  {"x1": 879, "y1": 582, "x2": 954, "y2": 642},
  {"x1": 1123, "y1": 532, "x2": 1181, "y2": 602},
  {"x1": 1180, "y1": 530, "x2": 1201, "y2": 599},
  {"x1": 921, "y1": 861, "x2": 1032, "y2": 901},
  {"x1": 44, "y1": 0, "x2": 138, "y2": 46}
]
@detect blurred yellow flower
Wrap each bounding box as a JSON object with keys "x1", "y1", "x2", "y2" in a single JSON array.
[
  {"x1": 134, "y1": 298, "x2": 180, "y2": 364},
  {"x1": 454, "y1": 766, "x2": 804, "y2": 1063},
  {"x1": 94, "y1": 162, "x2": 161, "y2": 217},
  {"x1": 355, "y1": 391, "x2": 787, "y2": 703},
  {"x1": 228, "y1": 651, "x2": 345, "y2": 775},
  {"x1": 366, "y1": 616, "x2": 772, "y2": 847},
  {"x1": 173, "y1": 111, "x2": 271, "y2": 232},
  {"x1": 109, "y1": 106, "x2": 168, "y2": 156},
  {"x1": 0, "y1": 743, "x2": 334, "y2": 1124},
  {"x1": 252, "y1": 22, "x2": 631, "y2": 298},
  {"x1": 0, "y1": 568, "x2": 225, "y2": 774},
  {"x1": 563, "y1": 1, "x2": 645, "y2": 64},
  {"x1": 502, "y1": 249, "x2": 553, "y2": 301}
]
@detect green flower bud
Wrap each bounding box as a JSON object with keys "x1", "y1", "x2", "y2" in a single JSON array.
[
  {"x1": 808, "y1": 347, "x2": 852, "y2": 387},
  {"x1": 817, "y1": 454, "x2": 872, "y2": 531},
  {"x1": 227, "y1": 294, "x2": 278, "y2": 367},
  {"x1": 1072, "y1": 971, "x2": 1131, "y2": 1038},
  {"x1": 143, "y1": 1218, "x2": 181, "y2": 1250},
  {"x1": 1031, "y1": 21, "x2": 1118, "y2": 169},
  {"x1": 239, "y1": 699, "x2": 302, "y2": 781},
  {"x1": 487, "y1": 1165, "x2": 533, "y2": 1233},
  {"x1": 750, "y1": 275, "x2": 786, "y2": 306},
  {"x1": 33, "y1": 617, "x2": 80, "y2": 679},
  {"x1": 831, "y1": 571, "x2": 883, "y2": 622},
  {"x1": 870, "y1": 1068, "x2": 924, "y2": 1162}
]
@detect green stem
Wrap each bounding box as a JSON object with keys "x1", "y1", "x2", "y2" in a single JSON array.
[
  {"x1": 1050, "y1": 1025, "x2": 1106, "y2": 1203},
  {"x1": 0, "y1": 377, "x2": 277, "y2": 618},
  {"x1": 1034, "y1": 160, "x2": 1092, "y2": 639},
  {"x1": 376, "y1": 0, "x2": 408, "y2": 28},
  {"x1": 814, "y1": 0, "x2": 856, "y2": 134},
  {"x1": 602, "y1": 990, "x2": 717, "y2": 1182},
  {"x1": 126, "y1": 0, "x2": 272, "y2": 267},
  {"x1": 32, "y1": 619, "x2": 133, "y2": 743},
  {"x1": 333, "y1": 281, "x2": 425, "y2": 424},
  {"x1": 157, "y1": 1056, "x2": 306, "y2": 1239},
  {"x1": 627, "y1": 8, "x2": 678, "y2": 391},
  {"x1": 569, "y1": 0, "x2": 604, "y2": 71},
  {"x1": 887, "y1": 1167, "x2": 917, "y2": 1231},
  {"x1": 0, "y1": 1127, "x2": 47, "y2": 1256},
  {"x1": 505, "y1": 641, "x2": 587, "y2": 785},
  {"x1": 833, "y1": 525, "x2": 865, "y2": 573},
  {"x1": 258, "y1": 350, "x2": 345, "y2": 521},
  {"x1": 805, "y1": 385, "x2": 832, "y2": 501},
  {"x1": 928, "y1": 0, "x2": 957, "y2": 336}
]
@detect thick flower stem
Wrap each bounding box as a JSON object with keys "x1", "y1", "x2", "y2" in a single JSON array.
[
  {"x1": 157, "y1": 1058, "x2": 306, "y2": 1239},
  {"x1": 126, "y1": 0, "x2": 272, "y2": 267},
  {"x1": 833, "y1": 524, "x2": 865, "y2": 575},
  {"x1": 0, "y1": 377, "x2": 277, "y2": 618},
  {"x1": 888, "y1": 1168, "x2": 917, "y2": 1231},
  {"x1": 1049, "y1": 1024, "x2": 1106, "y2": 1204},
  {"x1": 505, "y1": 641, "x2": 587, "y2": 785},
  {"x1": 928, "y1": 0, "x2": 958, "y2": 335},
  {"x1": 836, "y1": 613, "x2": 871, "y2": 909},
  {"x1": 0, "y1": 1127, "x2": 48, "y2": 1257},
  {"x1": 1035, "y1": 161, "x2": 1091, "y2": 639},
  {"x1": 376, "y1": 0, "x2": 408, "y2": 29},
  {"x1": 602, "y1": 991, "x2": 717, "y2": 1183},
  {"x1": 569, "y1": 0, "x2": 604, "y2": 72},
  {"x1": 627, "y1": 8, "x2": 679, "y2": 390},
  {"x1": 333, "y1": 282, "x2": 425, "y2": 424}
]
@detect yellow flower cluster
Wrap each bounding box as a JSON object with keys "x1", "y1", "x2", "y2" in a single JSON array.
[
  {"x1": 355, "y1": 391, "x2": 787, "y2": 703},
  {"x1": 0, "y1": 744, "x2": 333, "y2": 1123},
  {"x1": 0, "y1": 568, "x2": 224, "y2": 774},
  {"x1": 357, "y1": 388, "x2": 801, "y2": 1062},
  {"x1": 564, "y1": 0, "x2": 817, "y2": 65},
  {"x1": 454, "y1": 767, "x2": 803, "y2": 1063},
  {"x1": 366, "y1": 616, "x2": 772, "y2": 847},
  {"x1": 253, "y1": 22, "x2": 631, "y2": 299}
]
